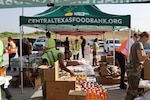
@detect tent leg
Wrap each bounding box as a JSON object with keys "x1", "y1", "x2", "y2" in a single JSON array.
[
  {"x1": 127, "y1": 28, "x2": 131, "y2": 62},
  {"x1": 20, "y1": 7, "x2": 24, "y2": 94},
  {"x1": 113, "y1": 27, "x2": 116, "y2": 65},
  {"x1": 20, "y1": 27, "x2": 23, "y2": 94}
]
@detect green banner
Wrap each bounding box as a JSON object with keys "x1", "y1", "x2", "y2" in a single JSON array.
[
  {"x1": 0, "y1": 0, "x2": 150, "y2": 8},
  {"x1": 20, "y1": 16, "x2": 130, "y2": 27}
]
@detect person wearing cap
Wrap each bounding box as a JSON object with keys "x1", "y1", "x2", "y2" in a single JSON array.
[
  {"x1": 43, "y1": 31, "x2": 56, "y2": 54},
  {"x1": 72, "y1": 39, "x2": 80, "y2": 60},
  {"x1": 116, "y1": 33, "x2": 138, "y2": 89},
  {"x1": 125, "y1": 31, "x2": 150, "y2": 100}
]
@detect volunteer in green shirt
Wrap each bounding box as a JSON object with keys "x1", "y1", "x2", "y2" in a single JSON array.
[
  {"x1": 72, "y1": 39, "x2": 80, "y2": 60},
  {"x1": 41, "y1": 49, "x2": 75, "y2": 100},
  {"x1": 43, "y1": 31, "x2": 56, "y2": 54},
  {"x1": 92, "y1": 38, "x2": 99, "y2": 66}
]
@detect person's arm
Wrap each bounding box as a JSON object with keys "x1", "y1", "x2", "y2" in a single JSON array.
[
  {"x1": 59, "y1": 59, "x2": 75, "y2": 76},
  {"x1": 58, "y1": 53, "x2": 75, "y2": 76},
  {"x1": 137, "y1": 49, "x2": 149, "y2": 61},
  {"x1": 137, "y1": 42, "x2": 150, "y2": 62}
]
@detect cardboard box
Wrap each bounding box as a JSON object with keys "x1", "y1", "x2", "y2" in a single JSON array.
[
  {"x1": 100, "y1": 76, "x2": 120, "y2": 84},
  {"x1": 43, "y1": 61, "x2": 60, "y2": 81},
  {"x1": 46, "y1": 92, "x2": 68, "y2": 100},
  {"x1": 46, "y1": 81, "x2": 75, "y2": 93},
  {"x1": 10, "y1": 75, "x2": 20, "y2": 88},
  {"x1": 143, "y1": 60, "x2": 150, "y2": 79},
  {"x1": 46, "y1": 81, "x2": 75, "y2": 100},
  {"x1": 101, "y1": 56, "x2": 106, "y2": 62},
  {"x1": 24, "y1": 76, "x2": 41, "y2": 88},
  {"x1": 68, "y1": 90, "x2": 86, "y2": 100},
  {"x1": 66, "y1": 61, "x2": 79, "y2": 66},
  {"x1": 100, "y1": 64, "x2": 109, "y2": 76},
  {"x1": 43, "y1": 68, "x2": 55, "y2": 81},
  {"x1": 32, "y1": 76, "x2": 41, "y2": 88},
  {"x1": 106, "y1": 56, "x2": 113, "y2": 63}
]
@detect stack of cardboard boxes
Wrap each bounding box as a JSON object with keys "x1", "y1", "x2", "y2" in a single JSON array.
[
  {"x1": 43, "y1": 61, "x2": 76, "y2": 100},
  {"x1": 99, "y1": 55, "x2": 121, "y2": 84},
  {"x1": 143, "y1": 60, "x2": 150, "y2": 80}
]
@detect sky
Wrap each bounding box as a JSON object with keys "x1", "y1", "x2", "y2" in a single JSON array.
[{"x1": 0, "y1": 4, "x2": 150, "y2": 33}]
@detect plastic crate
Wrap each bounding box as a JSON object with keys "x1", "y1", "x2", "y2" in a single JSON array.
[
  {"x1": 10, "y1": 61, "x2": 37, "y2": 68},
  {"x1": 24, "y1": 62, "x2": 37, "y2": 68},
  {"x1": 10, "y1": 61, "x2": 20, "y2": 67}
]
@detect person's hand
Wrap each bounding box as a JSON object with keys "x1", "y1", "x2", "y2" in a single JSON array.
[{"x1": 69, "y1": 70, "x2": 75, "y2": 77}]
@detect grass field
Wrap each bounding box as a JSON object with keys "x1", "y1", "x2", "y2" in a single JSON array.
[{"x1": 0, "y1": 31, "x2": 130, "y2": 46}]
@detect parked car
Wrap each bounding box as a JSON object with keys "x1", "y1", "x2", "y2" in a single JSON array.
[
  {"x1": 33, "y1": 37, "x2": 64, "y2": 51},
  {"x1": 33, "y1": 37, "x2": 46, "y2": 51},
  {"x1": 104, "y1": 39, "x2": 121, "y2": 52},
  {"x1": 88, "y1": 38, "x2": 104, "y2": 47},
  {"x1": 144, "y1": 42, "x2": 150, "y2": 54}
]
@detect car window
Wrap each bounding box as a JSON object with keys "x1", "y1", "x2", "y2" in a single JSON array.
[
  {"x1": 115, "y1": 40, "x2": 120, "y2": 44},
  {"x1": 107, "y1": 40, "x2": 120, "y2": 44},
  {"x1": 109, "y1": 40, "x2": 113, "y2": 43},
  {"x1": 37, "y1": 38, "x2": 46, "y2": 42}
]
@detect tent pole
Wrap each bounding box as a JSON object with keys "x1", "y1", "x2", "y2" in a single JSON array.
[
  {"x1": 127, "y1": 28, "x2": 131, "y2": 62},
  {"x1": 20, "y1": 7, "x2": 24, "y2": 94},
  {"x1": 20, "y1": 26, "x2": 23, "y2": 94},
  {"x1": 113, "y1": 27, "x2": 115, "y2": 65}
]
